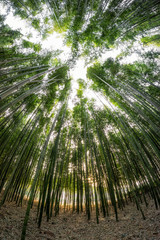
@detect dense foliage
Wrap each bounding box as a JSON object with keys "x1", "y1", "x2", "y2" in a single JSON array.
[{"x1": 0, "y1": 1, "x2": 160, "y2": 239}]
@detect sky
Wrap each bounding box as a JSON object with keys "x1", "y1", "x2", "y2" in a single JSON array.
[
  {"x1": 1, "y1": 2, "x2": 123, "y2": 79},
  {"x1": 1, "y1": 1, "x2": 157, "y2": 111}
]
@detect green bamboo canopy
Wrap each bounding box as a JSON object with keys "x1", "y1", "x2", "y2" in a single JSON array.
[{"x1": 0, "y1": 0, "x2": 160, "y2": 239}]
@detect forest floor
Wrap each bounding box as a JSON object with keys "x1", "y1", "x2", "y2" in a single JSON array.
[{"x1": 0, "y1": 196, "x2": 160, "y2": 240}]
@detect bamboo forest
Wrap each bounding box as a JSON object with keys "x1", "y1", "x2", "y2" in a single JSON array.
[{"x1": 0, "y1": 0, "x2": 160, "y2": 239}]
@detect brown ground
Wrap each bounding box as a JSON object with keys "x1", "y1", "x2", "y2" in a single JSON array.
[{"x1": 0, "y1": 197, "x2": 160, "y2": 240}]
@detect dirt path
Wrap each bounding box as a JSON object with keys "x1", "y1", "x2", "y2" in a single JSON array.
[{"x1": 0, "y1": 196, "x2": 160, "y2": 240}]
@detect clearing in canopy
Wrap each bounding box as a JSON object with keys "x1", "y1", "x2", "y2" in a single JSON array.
[{"x1": 0, "y1": 0, "x2": 160, "y2": 239}]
